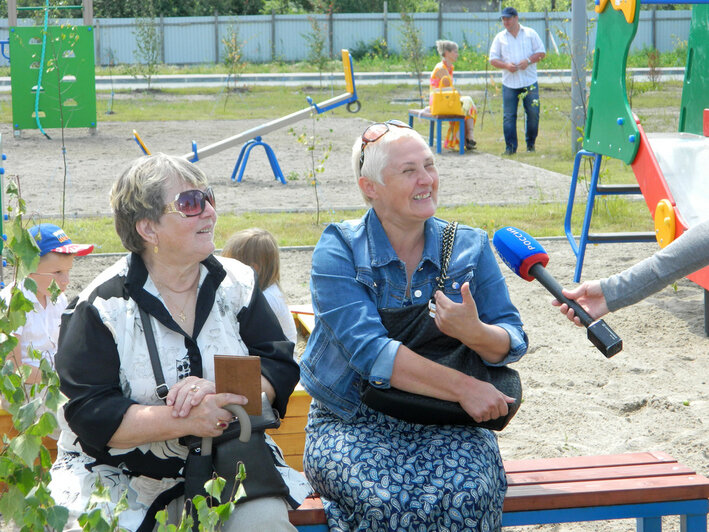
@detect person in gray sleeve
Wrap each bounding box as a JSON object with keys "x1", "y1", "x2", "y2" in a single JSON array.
[{"x1": 553, "y1": 218, "x2": 709, "y2": 323}]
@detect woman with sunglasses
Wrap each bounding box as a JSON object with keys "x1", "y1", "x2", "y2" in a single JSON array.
[
  {"x1": 50, "y1": 154, "x2": 304, "y2": 531},
  {"x1": 300, "y1": 122, "x2": 527, "y2": 530}
]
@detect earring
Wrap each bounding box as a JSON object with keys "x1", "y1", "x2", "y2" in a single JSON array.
[{"x1": 154, "y1": 245, "x2": 159, "y2": 254}]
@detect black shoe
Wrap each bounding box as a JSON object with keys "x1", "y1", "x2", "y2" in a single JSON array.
[
  {"x1": 465, "y1": 139, "x2": 477, "y2": 150},
  {"x1": 527, "y1": 145, "x2": 535, "y2": 152},
  {"x1": 503, "y1": 148, "x2": 515, "y2": 155}
]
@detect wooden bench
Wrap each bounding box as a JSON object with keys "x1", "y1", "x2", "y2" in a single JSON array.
[
  {"x1": 277, "y1": 308, "x2": 709, "y2": 530},
  {"x1": 286, "y1": 448, "x2": 709, "y2": 531},
  {"x1": 408, "y1": 109, "x2": 466, "y2": 155}
]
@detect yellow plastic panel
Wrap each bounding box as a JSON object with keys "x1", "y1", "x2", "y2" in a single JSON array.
[
  {"x1": 595, "y1": 0, "x2": 636, "y2": 24},
  {"x1": 654, "y1": 199, "x2": 676, "y2": 248}
]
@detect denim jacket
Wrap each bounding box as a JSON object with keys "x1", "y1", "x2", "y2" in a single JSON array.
[{"x1": 300, "y1": 209, "x2": 528, "y2": 420}]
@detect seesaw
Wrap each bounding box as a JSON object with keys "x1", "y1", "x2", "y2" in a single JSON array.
[
  {"x1": 564, "y1": 0, "x2": 709, "y2": 333},
  {"x1": 134, "y1": 49, "x2": 360, "y2": 184}
]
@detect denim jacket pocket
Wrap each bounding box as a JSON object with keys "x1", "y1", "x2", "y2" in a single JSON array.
[{"x1": 440, "y1": 268, "x2": 474, "y2": 302}]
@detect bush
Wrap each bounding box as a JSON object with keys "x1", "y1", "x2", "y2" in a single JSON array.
[{"x1": 350, "y1": 38, "x2": 389, "y2": 61}]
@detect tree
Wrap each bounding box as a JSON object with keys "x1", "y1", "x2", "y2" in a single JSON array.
[
  {"x1": 399, "y1": 10, "x2": 426, "y2": 106},
  {"x1": 304, "y1": 15, "x2": 329, "y2": 87},
  {"x1": 132, "y1": 0, "x2": 161, "y2": 90}
]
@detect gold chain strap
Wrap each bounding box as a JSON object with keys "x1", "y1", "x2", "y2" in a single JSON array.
[
  {"x1": 436, "y1": 221, "x2": 458, "y2": 292},
  {"x1": 429, "y1": 221, "x2": 458, "y2": 318}
]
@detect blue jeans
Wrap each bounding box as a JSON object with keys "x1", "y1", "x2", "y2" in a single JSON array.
[{"x1": 502, "y1": 83, "x2": 540, "y2": 153}]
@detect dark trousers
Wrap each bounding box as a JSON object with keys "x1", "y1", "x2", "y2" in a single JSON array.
[{"x1": 502, "y1": 82, "x2": 540, "y2": 153}]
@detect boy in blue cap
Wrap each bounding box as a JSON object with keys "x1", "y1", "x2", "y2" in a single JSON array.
[{"x1": 1, "y1": 223, "x2": 93, "y2": 384}]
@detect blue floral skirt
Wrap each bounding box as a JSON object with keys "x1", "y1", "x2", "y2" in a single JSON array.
[{"x1": 304, "y1": 400, "x2": 507, "y2": 532}]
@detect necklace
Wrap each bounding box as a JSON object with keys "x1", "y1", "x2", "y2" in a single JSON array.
[
  {"x1": 152, "y1": 273, "x2": 199, "y2": 324},
  {"x1": 161, "y1": 290, "x2": 191, "y2": 323}
]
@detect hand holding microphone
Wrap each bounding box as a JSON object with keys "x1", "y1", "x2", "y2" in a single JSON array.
[
  {"x1": 553, "y1": 280, "x2": 610, "y2": 326},
  {"x1": 492, "y1": 227, "x2": 622, "y2": 358}
]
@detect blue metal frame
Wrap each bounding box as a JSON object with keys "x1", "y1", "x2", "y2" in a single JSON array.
[
  {"x1": 564, "y1": 149, "x2": 655, "y2": 282},
  {"x1": 0, "y1": 40, "x2": 9, "y2": 61},
  {"x1": 502, "y1": 499, "x2": 709, "y2": 530},
  {"x1": 231, "y1": 136, "x2": 286, "y2": 185},
  {"x1": 408, "y1": 112, "x2": 466, "y2": 155},
  {"x1": 306, "y1": 54, "x2": 359, "y2": 114},
  {"x1": 295, "y1": 499, "x2": 709, "y2": 531}
]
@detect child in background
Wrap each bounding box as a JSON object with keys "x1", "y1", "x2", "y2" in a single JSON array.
[
  {"x1": 223, "y1": 228, "x2": 298, "y2": 346},
  {"x1": 1, "y1": 223, "x2": 93, "y2": 384}
]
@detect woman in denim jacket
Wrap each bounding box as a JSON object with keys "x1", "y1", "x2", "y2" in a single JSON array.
[{"x1": 300, "y1": 121, "x2": 528, "y2": 531}]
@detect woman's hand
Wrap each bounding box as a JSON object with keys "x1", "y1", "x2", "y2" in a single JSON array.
[
  {"x1": 433, "y1": 282, "x2": 481, "y2": 341},
  {"x1": 552, "y1": 280, "x2": 609, "y2": 326},
  {"x1": 184, "y1": 392, "x2": 248, "y2": 438},
  {"x1": 457, "y1": 376, "x2": 516, "y2": 423},
  {"x1": 166, "y1": 376, "x2": 217, "y2": 418},
  {"x1": 433, "y1": 282, "x2": 510, "y2": 364}
]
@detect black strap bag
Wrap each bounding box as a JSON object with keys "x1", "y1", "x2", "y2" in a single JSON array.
[
  {"x1": 138, "y1": 308, "x2": 289, "y2": 531},
  {"x1": 359, "y1": 222, "x2": 523, "y2": 431}
]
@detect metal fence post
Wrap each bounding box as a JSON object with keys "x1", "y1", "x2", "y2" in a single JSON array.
[
  {"x1": 160, "y1": 15, "x2": 165, "y2": 63},
  {"x1": 271, "y1": 9, "x2": 276, "y2": 61},
  {"x1": 570, "y1": 0, "x2": 587, "y2": 155},
  {"x1": 383, "y1": 1, "x2": 388, "y2": 46},
  {"x1": 8, "y1": 0, "x2": 17, "y2": 27},
  {"x1": 438, "y1": 8, "x2": 443, "y2": 40},
  {"x1": 651, "y1": 7, "x2": 657, "y2": 50},
  {"x1": 214, "y1": 11, "x2": 220, "y2": 63},
  {"x1": 544, "y1": 9, "x2": 550, "y2": 52},
  {"x1": 328, "y1": 10, "x2": 334, "y2": 58},
  {"x1": 95, "y1": 18, "x2": 101, "y2": 65}
]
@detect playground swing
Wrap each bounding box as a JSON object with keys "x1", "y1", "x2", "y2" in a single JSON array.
[
  {"x1": 564, "y1": 0, "x2": 709, "y2": 333},
  {"x1": 134, "y1": 49, "x2": 361, "y2": 185}
]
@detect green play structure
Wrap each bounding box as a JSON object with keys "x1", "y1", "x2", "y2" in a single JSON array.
[
  {"x1": 566, "y1": 0, "x2": 709, "y2": 333},
  {"x1": 7, "y1": 0, "x2": 96, "y2": 137},
  {"x1": 678, "y1": 3, "x2": 709, "y2": 135},
  {"x1": 583, "y1": 1, "x2": 709, "y2": 163}
]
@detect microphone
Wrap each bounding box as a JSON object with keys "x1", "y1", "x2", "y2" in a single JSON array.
[{"x1": 492, "y1": 226, "x2": 622, "y2": 358}]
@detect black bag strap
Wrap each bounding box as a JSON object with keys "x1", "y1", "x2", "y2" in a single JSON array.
[
  {"x1": 139, "y1": 307, "x2": 170, "y2": 401},
  {"x1": 435, "y1": 221, "x2": 458, "y2": 292}
]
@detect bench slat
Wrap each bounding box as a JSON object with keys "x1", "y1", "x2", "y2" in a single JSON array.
[
  {"x1": 503, "y1": 451, "x2": 676, "y2": 473},
  {"x1": 507, "y1": 462, "x2": 694, "y2": 486},
  {"x1": 289, "y1": 497, "x2": 326, "y2": 526},
  {"x1": 504, "y1": 474, "x2": 709, "y2": 512}
]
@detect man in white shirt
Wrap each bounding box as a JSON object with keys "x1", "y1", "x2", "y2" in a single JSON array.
[{"x1": 489, "y1": 7, "x2": 546, "y2": 155}]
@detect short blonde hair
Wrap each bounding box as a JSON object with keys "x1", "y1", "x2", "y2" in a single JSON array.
[
  {"x1": 351, "y1": 123, "x2": 430, "y2": 206},
  {"x1": 436, "y1": 40, "x2": 458, "y2": 57},
  {"x1": 222, "y1": 228, "x2": 280, "y2": 291},
  {"x1": 110, "y1": 153, "x2": 209, "y2": 254}
]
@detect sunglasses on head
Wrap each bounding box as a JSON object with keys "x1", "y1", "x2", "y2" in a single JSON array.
[
  {"x1": 359, "y1": 120, "x2": 412, "y2": 171},
  {"x1": 163, "y1": 187, "x2": 215, "y2": 218}
]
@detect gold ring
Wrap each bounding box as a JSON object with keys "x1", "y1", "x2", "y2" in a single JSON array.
[
  {"x1": 190, "y1": 384, "x2": 199, "y2": 393},
  {"x1": 216, "y1": 421, "x2": 227, "y2": 429}
]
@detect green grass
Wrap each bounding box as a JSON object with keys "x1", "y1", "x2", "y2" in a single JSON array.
[{"x1": 46, "y1": 198, "x2": 653, "y2": 253}]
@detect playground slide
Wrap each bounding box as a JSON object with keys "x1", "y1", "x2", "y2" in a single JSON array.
[{"x1": 630, "y1": 118, "x2": 709, "y2": 289}]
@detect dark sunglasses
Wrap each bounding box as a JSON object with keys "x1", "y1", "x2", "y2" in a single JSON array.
[
  {"x1": 359, "y1": 120, "x2": 412, "y2": 171},
  {"x1": 163, "y1": 187, "x2": 215, "y2": 218}
]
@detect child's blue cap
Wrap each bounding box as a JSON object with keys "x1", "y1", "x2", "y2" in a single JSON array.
[{"x1": 29, "y1": 224, "x2": 94, "y2": 257}]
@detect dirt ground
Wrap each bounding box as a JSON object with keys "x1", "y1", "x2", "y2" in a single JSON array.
[
  {"x1": 1, "y1": 115, "x2": 572, "y2": 217},
  {"x1": 2, "y1": 117, "x2": 708, "y2": 531}
]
